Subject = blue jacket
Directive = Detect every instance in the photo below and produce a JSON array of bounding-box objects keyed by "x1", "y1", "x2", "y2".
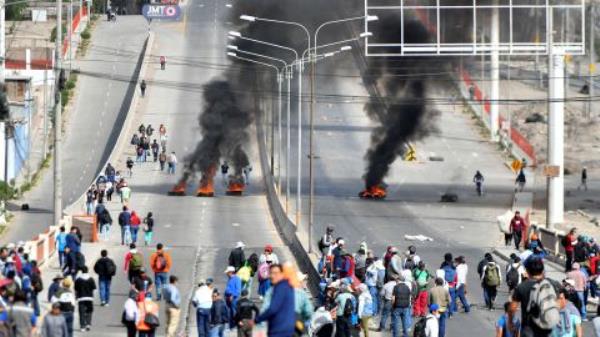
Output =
[
  {"x1": 256, "y1": 280, "x2": 295, "y2": 337},
  {"x1": 225, "y1": 275, "x2": 242, "y2": 299},
  {"x1": 65, "y1": 234, "x2": 81, "y2": 253},
  {"x1": 210, "y1": 299, "x2": 229, "y2": 325}
]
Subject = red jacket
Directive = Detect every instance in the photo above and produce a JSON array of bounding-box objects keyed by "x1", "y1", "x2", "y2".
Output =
[
  {"x1": 590, "y1": 256, "x2": 600, "y2": 275},
  {"x1": 510, "y1": 216, "x2": 525, "y2": 233},
  {"x1": 130, "y1": 212, "x2": 141, "y2": 227},
  {"x1": 565, "y1": 234, "x2": 576, "y2": 253}
]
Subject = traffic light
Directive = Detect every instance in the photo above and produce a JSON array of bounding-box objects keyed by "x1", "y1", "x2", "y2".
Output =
[{"x1": 0, "y1": 85, "x2": 9, "y2": 121}]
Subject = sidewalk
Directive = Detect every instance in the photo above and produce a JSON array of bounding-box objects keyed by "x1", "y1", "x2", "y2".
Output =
[{"x1": 2, "y1": 17, "x2": 149, "y2": 245}]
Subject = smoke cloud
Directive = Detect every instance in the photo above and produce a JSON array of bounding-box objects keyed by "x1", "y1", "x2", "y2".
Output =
[{"x1": 179, "y1": 80, "x2": 251, "y2": 184}]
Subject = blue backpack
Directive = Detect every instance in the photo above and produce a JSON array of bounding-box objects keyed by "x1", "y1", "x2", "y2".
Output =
[{"x1": 443, "y1": 265, "x2": 457, "y2": 287}]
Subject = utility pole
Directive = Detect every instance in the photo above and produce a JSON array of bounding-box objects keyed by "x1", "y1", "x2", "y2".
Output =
[
  {"x1": 490, "y1": 2, "x2": 500, "y2": 141},
  {"x1": 69, "y1": 1, "x2": 73, "y2": 71},
  {"x1": 590, "y1": 4, "x2": 595, "y2": 119},
  {"x1": 54, "y1": 0, "x2": 63, "y2": 227},
  {"x1": 43, "y1": 67, "x2": 47, "y2": 159}
]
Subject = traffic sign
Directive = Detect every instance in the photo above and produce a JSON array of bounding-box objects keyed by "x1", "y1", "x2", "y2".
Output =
[
  {"x1": 543, "y1": 165, "x2": 560, "y2": 177},
  {"x1": 142, "y1": 4, "x2": 181, "y2": 20},
  {"x1": 511, "y1": 160, "x2": 522, "y2": 172}
]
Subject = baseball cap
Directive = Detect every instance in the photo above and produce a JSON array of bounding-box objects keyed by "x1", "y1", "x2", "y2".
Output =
[
  {"x1": 429, "y1": 304, "x2": 440, "y2": 312},
  {"x1": 224, "y1": 266, "x2": 235, "y2": 273}
]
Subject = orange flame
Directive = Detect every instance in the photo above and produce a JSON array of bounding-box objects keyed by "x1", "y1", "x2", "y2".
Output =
[
  {"x1": 359, "y1": 185, "x2": 387, "y2": 199},
  {"x1": 197, "y1": 165, "x2": 216, "y2": 197},
  {"x1": 226, "y1": 175, "x2": 245, "y2": 196},
  {"x1": 168, "y1": 181, "x2": 186, "y2": 196}
]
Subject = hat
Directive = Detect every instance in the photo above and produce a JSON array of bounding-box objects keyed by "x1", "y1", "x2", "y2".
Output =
[
  {"x1": 390, "y1": 247, "x2": 398, "y2": 253},
  {"x1": 53, "y1": 274, "x2": 64, "y2": 281},
  {"x1": 429, "y1": 304, "x2": 440, "y2": 312},
  {"x1": 236, "y1": 242, "x2": 245, "y2": 249},
  {"x1": 338, "y1": 240, "x2": 345, "y2": 246},
  {"x1": 206, "y1": 278, "x2": 214, "y2": 285},
  {"x1": 51, "y1": 302, "x2": 61, "y2": 310},
  {"x1": 264, "y1": 244, "x2": 273, "y2": 253},
  {"x1": 225, "y1": 266, "x2": 236, "y2": 273}
]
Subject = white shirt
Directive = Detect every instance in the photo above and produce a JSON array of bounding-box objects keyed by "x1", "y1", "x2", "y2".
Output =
[
  {"x1": 192, "y1": 285, "x2": 213, "y2": 309},
  {"x1": 381, "y1": 281, "x2": 397, "y2": 300},
  {"x1": 124, "y1": 298, "x2": 139, "y2": 322},
  {"x1": 425, "y1": 314, "x2": 439, "y2": 337},
  {"x1": 456, "y1": 264, "x2": 468, "y2": 286},
  {"x1": 259, "y1": 253, "x2": 279, "y2": 265}
]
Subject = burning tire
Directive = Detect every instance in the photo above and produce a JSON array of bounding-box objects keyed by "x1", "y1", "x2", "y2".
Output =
[
  {"x1": 168, "y1": 182, "x2": 186, "y2": 196},
  {"x1": 359, "y1": 185, "x2": 387, "y2": 200}
]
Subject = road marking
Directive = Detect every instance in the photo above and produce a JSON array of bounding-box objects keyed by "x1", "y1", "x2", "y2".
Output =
[
  {"x1": 232, "y1": 222, "x2": 240, "y2": 227},
  {"x1": 225, "y1": 3, "x2": 232, "y2": 8},
  {"x1": 472, "y1": 152, "x2": 479, "y2": 157},
  {"x1": 164, "y1": 224, "x2": 172, "y2": 228}
]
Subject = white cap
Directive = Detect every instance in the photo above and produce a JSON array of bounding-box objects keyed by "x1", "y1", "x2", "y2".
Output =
[
  {"x1": 225, "y1": 266, "x2": 235, "y2": 273},
  {"x1": 338, "y1": 240, "x2": 345, "y2": 246},
  {"x1": 235, "y1": 241, "x2": 245, "y2": 249}
]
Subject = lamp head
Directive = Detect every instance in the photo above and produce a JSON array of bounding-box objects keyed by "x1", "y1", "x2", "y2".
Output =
[
  {"x1": 240, "y1": 15, "x2": 256, "y2": 22},
  {"x1": 227, "y1": 45, "x2": 238, "y2": 50},
  {"x1": 228, "y1": 31, "x2": 242, "y2": 37},
  {"x1": 366, "y1": 15, "x2": 379, "y2": 22}
]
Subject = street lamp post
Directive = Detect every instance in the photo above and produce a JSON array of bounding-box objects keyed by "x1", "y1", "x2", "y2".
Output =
[
  {"x1": 308, "y1": 16, "x2": 376, "y2": 253},
  {"x1": 228, "y1": 32, "x2": 298, "y2": 196},
  {"x1": 241, "y1": 15, "x2": 310, "y2": 228}
]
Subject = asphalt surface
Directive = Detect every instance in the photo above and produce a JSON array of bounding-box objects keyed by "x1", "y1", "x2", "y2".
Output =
[
  {"x1": 49, "y1": 2, "x2": 295, "y2": 336},
  {"x1": 3, "y1": 17, "x2": 148, "y2": 244}
]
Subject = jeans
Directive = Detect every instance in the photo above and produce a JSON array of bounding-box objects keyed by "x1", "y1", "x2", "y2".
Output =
[
  {"x1": 126, "y1": 321, "x2": 137, "y2": 337},
  {"x1": 391, "y1": 307, "x2": 412, "y2": 337},
  {"x1": 131, "y1": 226, "x2": 139, "y2": 243},
  {"x1": 59, "y1": 251, "x2": 66, "y2": 268},
  {"x1": 447, "y1": 287, "x2": 457, "y2": 316},
  {"x1": 196, "y1": 308, "x2": 210, "y2": 337},
  {"x1": 258, "y1": 279, "x2": 271, "y2": 296},
  {"x1": 379, "y1": 299, "x2": 392, "y2": 330},
  {"x1": 513, "y1": 231, "x2": 522, "y2": 250},
  {"x1": 577, "y1": 291, "x2": 587, "y2": 319},
  {"x1": 79, "y1": 300, "x2": 93, "y2": 328},
  {"x1": 155, "y1": 272, "x2": 168, "y2": 300},
  {"x1": 63, "y1": 311, "x2": 74, "y2": 337},
  {"x1": 160, "y1": 161, "x2": 165, "y2": 171},
  {"x1": 566, "y1": 251, "x2": 574, "y2": 272},
  {"x1": 483, "y1": 286, "x2": 497, "y2": 310},
  {"x1": 456, "y1": 285, "x2": 470, "y2": 313},
  {"x1": 145, "y1": 231, "x2": 153, "y2": 246},
  {"x1": 86, "y1": 202, "x2": 94, "y2": 215},
  {"x1": 368, "y1": 286, "x2": 379, "y2": 314},
  {"x1": 99, "y1": 278, "x2": 111, "y2": 304},
  {"x1": 439, "y1": 311, "x2": 447, "y2": 337},
  {"x1": 100, "y1": 224, "x2": 110, "y2": 241},
  {"x1": 121, "y1": 226, "x2": 132, "y2": 245},
  {"x1": 242, "y1": 277, "x2": 253, "y2": 297},
  {"x1": 32, "y1": 293, "x2": 40, "y2": 316},
  {"x1": 168, "y1": 163, "x2": 176, "y2": 174},
  {"x1": 139, "y1": 331, "x2": 156, "y2": 337},
  {"x1": 209, "y1": 324, "x2": 225, "y2": 337}
]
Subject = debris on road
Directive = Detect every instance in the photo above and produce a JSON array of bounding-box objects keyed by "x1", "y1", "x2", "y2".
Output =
[{"x1": 404, "y1": 234, "x2": 433, "y2": 242}]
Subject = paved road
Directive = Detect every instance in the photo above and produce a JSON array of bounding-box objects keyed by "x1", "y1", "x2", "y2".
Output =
[
  {"x1": 44, "y1": 2, "x2": 296, "y2": 336},
  {"x1": 270, "y1": 52, "x2": 535, "y2": 333},
  {"x1": 3, "y1": 17, "x2": 148, "y2": 244}
]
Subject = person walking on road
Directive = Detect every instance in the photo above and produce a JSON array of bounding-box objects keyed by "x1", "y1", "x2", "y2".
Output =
[
  {"x1": 224, "y1": 266, "x2": 242, "y2": 328},
  {"x1": 235, "y1": 289, "x2": 259, "y2": 337},
  {"x1": 11, "y1": 290, "x2": 37, "y2": 337},
  {"x1": 126, "y1": 157, "x2": 135, "y2": 177},
  {"x1": 192, "y1": 279, "x2": 214, "y2": 337},
  {"x1": 428, "y1": 278, "x2": 450, "y2": 337},
  {"x1": 221, "y1": 162, "x2": 229, "y2": 186},
  {"x1": 123, "y1": 291, "x2": 140, "y2": 337},
  {"x1": 566, "y1": 263, "x2": 588, "y2": 320},
  {"x1": 210, "y1": 289, "x2": 230, "y2": 337},
  {"x1": 167, "y1": 152, "x2": 177, "y2": 175},
  {"x1": 119, "y1": 206, "x2": 132, "y2": 246},
  {"x1": 423, "y1": 304, "x2": 440, "y2": 337},
  {"x1": 510, "y1": 211, "x2": 525, "y2": 250},
  {"x1": 98, "y1": 207, "x2": 113, "y2": 242},
  {"x1": 554, "y1": 289, "x2": 583, "y2": 337},
  {"x1": 124, "y1": 244, "x2": 144, "y2": 283},
  {"x1": 51, "y1": 278, "x2": 76, "y2": 337},
  {"x1": 140, "y1": 80, "x2": 147, "y2": 97},
  {"x1": 160, "y1": 56, "x2": 166, "y2": 70},
  {"x1": 228, "y1": 242, "x2": 246, "y2": 272},
  {"x1": 578, "y1": 167, "x2": 588, "y2": 191},
  {"x1": 516, "y1": 169, "x2": 526, "y2": 192},
  {"x1": 85, "y1": 188, "x2": 96, "y2": 215},
  {"x1": 564, "y1": 228, "x2": 578, "y2": 272},
  {"x1": 357, "y1": 283, "x2": 374, "y2": 337},
  {"x1": 481, "y1": 255, "x2": 502, "y2": 311},
  {"x1": 454, "y1": 256, "x2": 471, "y2": 313},
  {"x1": 137, "y1": 292, "x2": 160, "y2": 337},
  {"x1": 130, "y1": 211, "x2": 142, "y2": 244},
  {"x1": 56, "y1": 226, "x2": 67, "y2": 268},
  {"x1": 391, "y1": 274, "x2": 413, "y2": 337},
  {"x1": 473, "y1": 170, "x2": 485, "y2": 196},
  {"x1": 143, "y1": 212, "x2": 155, "y2": 246},
  {"x1": 151, "y1": 140, "x2": 159, "y2": 162},
  {"x1": 255, "y1": 264, "x2": 296, "y2": 337},
  {"x1": 378, "y1": 275, "x2": 398, "y2": 332},
  {"x1": 163, "y1": 275, "x2": 181, "y2": 337},
  {"x1": 150, "y1": 243, "x2": 172, "y2": 301},
  {"x1": 41, "y1": 302, "x2": 69, "y2": 337},
  {"x1": 93, "y1": 249, "x2": 116, "y2": 306},
  {"x1": 159, "y1": 150, "x2": 167, "y2": 171},
  {"x1": 121, "y1": 182, "x2": 132, "y2": 205},
  {"x1": 318, "y1": 226, "x2": 334, "y2": 256},
  {"x1": 74, "y1": 266, "x2": 96, "y2": 332}
]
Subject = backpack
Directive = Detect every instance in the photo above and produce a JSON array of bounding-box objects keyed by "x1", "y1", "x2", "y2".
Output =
[
  {"x1": 343, "y1": 296, "x2": 355, "y2": 317},
  {"x1": 506, "y1": 266, "x2": 520, "y2": 289},
  {"x1": 415, "y1": 270, "x2": 429, "y2": 288},
  {"x1": 154, "y1": 253, "x2": 167, "y2": 271},
  {"x1": 361, "y1": 295, "x2": 374, "y2": 317},
  {"x1": 130, "y1": 134, "x2": 139, "y2": 145},
  {"x1": 130, "y1": 253, "x2": 143, "y2": 271},
  {"x1": 106, "y1": 259, "x2": 117, "y2": 277},
  {"x1": 561, "y1": 236, "x2": 568, "y2": 247},
  {"x1": 484, "y1": 264, "x2": 501, "y2": 287},
  {"x1": 526, "y1": 279, "x2": 559, "y2": 330},
  {"x1": 318, "y1": 235, "x2": 329, "y2": 252},
  {"x1": 31, "y1": 273, "x2": 43, "y2": 293},
  {"x1": 443, "y1": 266, "x2": 457, "y2": 287},
  {"x1": 247, "y1": 253, "x2": 259, "y2": 274},
  {"x1": 413, "y1": 317, "x2": 432, "y2": 337},
  {"x1": 393, "y1": 282, "x2": 412, "y2": 308},
  {"x1": 258, "y1": 263, "x2": 270, "y2": 281},
  {"x1": 404, "y1": 257, "x2": 416, "y2": 271}
]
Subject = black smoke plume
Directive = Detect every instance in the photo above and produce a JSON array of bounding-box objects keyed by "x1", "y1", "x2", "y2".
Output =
[{"x1": 179, "y1": 80, "x2": 251, "y2": 184}]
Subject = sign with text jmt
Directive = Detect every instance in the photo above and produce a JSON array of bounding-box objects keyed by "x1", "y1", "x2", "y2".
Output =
[{"x1": 142, "y1": 4, "x2": 181, "y2": 20}]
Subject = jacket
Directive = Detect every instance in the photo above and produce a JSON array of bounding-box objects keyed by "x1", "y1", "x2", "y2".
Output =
[
  {"x1": 225, "y1": 275, "x2": 242, "y2": 299},
  {"x1": 118, "y1": 211, "x2": 131, "y2": 227},
  {"x1": 74, "y1": 274, "x2": 96, "y2": 301},
  {"x1": 41, "y1": 313, "x2": 69, "y2": 337},
  {"x1": 93, "y1": 257, "x2": 116, "y2": 279},
  {"x1": 130, "y1": 212, "x2": 141, "y2": 228},
  {"x1": 210, "y1": 299, "x2": 229, "y2": 325},
  {"x1": 235, "y1": 297, "x2": 259, "y2": 323},
  {"x1": 228, "y1": 248, "x2": 245, "y2": 271},
  {"x1": 65, "y1": 234, "x2": 81, "y2": 253},
  {"x1": 10, "y1": 301, "x2": 37, "y2": 337},
  {"x1": 428, "y1": 286, "x2": 450, "y2": 312},
  {"x1": 149, "y1": 250, "x2": 172, "y2": 273},
  {"x1": 51, "y1": 287, "x2": 75, "y2": 313},
  {"x1": 256, "y1": 280, "x2": 296, "y2": 337}
]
